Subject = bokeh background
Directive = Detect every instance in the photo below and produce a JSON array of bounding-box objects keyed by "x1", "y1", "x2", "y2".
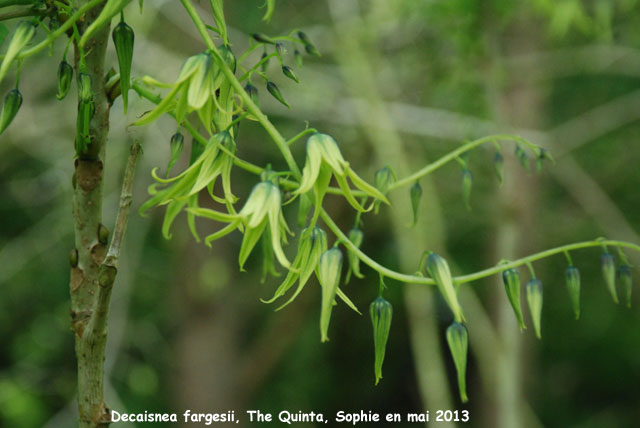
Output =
[{"x1": 1, "y1": 0, "x2": 640, "y2": 427}]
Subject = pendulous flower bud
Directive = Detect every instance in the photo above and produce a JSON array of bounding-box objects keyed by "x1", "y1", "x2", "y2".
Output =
[
  {"x1": 462, "y1": 169, "x2": 472, "y2": 211},
  {"x1": 526, "y1": 278, "x2": 543, "y2": 339},
  {"x1": 244, "y1": 82, "x2": 259, "y2": 106},
  {"x1": 346, "y1": 228, "x2": 364, "y2": 281},
  {"x1": 493, "y1": 151, "x2": 504, "y2": 185},
  {"x1": 56, "y1": 60, "x2": 73, "y2": 100},
  {"x1": 601, "y1": 252, "x2": 618, "y2": 303},
  {"x1": 618, "y1": 264, "x2": 632, "y2": 308},
  {"x1": 275, "y1": 42, "x2": 286, "y2": 57},
  {"x1": 266, "y1": 81, "x2": 290, "y2": 109},
  {"x1": 112, "y1": 20, "x2": 135, "y2": 113},
  {"x1": 297, "y1": 31, "x2": 320, "y2": 57},
  {"x1": 282, "y1": 65, "x2": 299, "y2": 83},
  {"x1": 252, "y1": 33, "x2": 276, "y2": 44},
  {"x1": 0, "y1": 89, "x2": 23, "y2": 135},
  {"x1": 515, "y1": 144, "x2": 530, "y2": 172},
  {"x1": 370, "y1": 297, "x2": 392, "y2": 385},
  {"x1": 446, "y1": 322, "x2": 469, "y2": 403},
  {"x1": 297, "y1": 194, "x2": 312, "y2": 228},
  {"x1": 565, "y1": 266, "x2": 581, "y2": 319},
  {"x1": 167, "y1": 132, "x2": 184, "y2": 177},
  {"x1": 426, "y1": 252, "x2": 465, "y2": 322},
  {"x1": 77, "y1": 72, "x2": 93, "y2": 103},
  {"x1": 317, "y1": 248, "x2": 343, "y2": 342},
  {"x1": 502, "y1": 268, "x2": 525, "y2": 330},
  {"x1": 410, "y1": 181, "x2": 422, "y2": 227}
]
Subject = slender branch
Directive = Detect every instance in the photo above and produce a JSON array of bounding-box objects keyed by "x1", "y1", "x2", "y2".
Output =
[
  {"x1": 388, "y1": 134, "x2": 538, "y2": 191},
  {"x1": 0, "y1": 6, "x2": 47, "y2": 21},
  {"x1": 180, "y1": 0, "x2": 301, "y2": 178},
  {"x1": 321, "y1": 206, "x2": 640, "y2": 286},
  {"x1": 105, "y1": 141, "x2": 142, "y2": 265}
]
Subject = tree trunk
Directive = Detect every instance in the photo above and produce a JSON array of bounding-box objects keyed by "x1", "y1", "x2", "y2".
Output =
[{"x1": 69, "y1": 2, "x2": 113, "y2": 426}]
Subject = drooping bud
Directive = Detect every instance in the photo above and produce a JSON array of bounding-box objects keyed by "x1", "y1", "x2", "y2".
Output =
[
  {"x1": 56, "y1": 60, "x2": 73, "y2": 100},
  {"x1": 446, "y1": 322, "x2": 469, "y2": 403},
  {"x1": 244, "y1": 82, "x2": 259, "y2": 106},
  {"x1": 69, "y1": 248, "x2": 79, "y2": 268},
  {"x1": 282, "y1": 65, "x2": 299, "y2": 83},
  {"x1": 266, "y1": 81, "x2": 290, "y2": 109},
  {"x1": 526, "y1": 278, "x2": 543, "y2": 339},
  {"x1": 112, "y1": 20, "x2": 135, "y2": 113},
  {"x1": 462, "y1": 169, "x2": 472, "y2": 211},
  {"x1": 565, "y1": 266, "x2": 581, "y2": 319},
  {"x1": 493, "y1": 151, "x2": 504, "y2": 185},
  {"x1": 275, "y1": 42, "x2": 286, "y2": 57},
  {"x1": 294, "y1": 49, "x2": 303, "y2": 67},
  {"x1": 98, "y1": 224, "x2": 110, "y2": 245},
  {"x1": 219, "y1": 44, "x2": 236, "y2": 73},
  {"x1": 260, "y1": 52, "x2": 269, "y2": 73},
  {"x1": 410, "y1": 181, "x2": 422, "y2": 227},
  {"x1": 346, "y1": 228, "x2": 364, "y2": 282},
  {"x1": 426, "y1": 252, "x2": 465, "y2": 322},
  {"x1": 502, "y1": 268, "x2": 525, "y2": 330},
  {"x1": 77, "y1": 72, "x2": 93, "y2": 103},
  {"x1": 374, "y1": 166, "x2": 395, "y2": 213},
  {"x1": 370, "y1": 297, "x2": 392, "y2": 385},
  {"x1": 536, "y1": 148, "x2": 553, "y2": 173},
  {"x1": 167, "y1": 132, "x2": 184, "y2": 177},
  {"x1": 515, "y1": 144, "x2": 530, "y2": 172},
  {"x1": 0, "y1": 21, "x2": 35, "y2": 80},
  {"x1": 317, "y1": 248, "x2": 343, "y2": 342},
  {"x1": 297, "y1": 31, "x2": 320, "y2": 57},
  {"x1": 0, "y1": 89, "x2": 22, "y2": 135},
  {"x1": 618, "y1": 265, "x2": 632, "y2": 308},
  {"x1": 252, "y1": 33, "x2": 276, "y2": 44},
  {"x1": 601, "y1": 252, "x2": 618, "y2": 303}
]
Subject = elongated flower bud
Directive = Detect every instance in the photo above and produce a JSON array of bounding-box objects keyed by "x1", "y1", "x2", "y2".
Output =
[
  {"x1": 112, "y1": 20, "x2": 134, "y2": 113},
  {"x1": 462, "y1": 169, "x2": 472, "y2": 211},
  {"x1": 346, "y1": 228, "x2": 364, "y2": 281},
  {"x1": 317, "y1": 248, "x2": 343, "y2": 342},
  {"x1": 266, "y1": 81, "x2": 290, "y2": 109},
  {"x1": 370, "y1": 297, "x2": 392, "y2": 385},
  {"x1": 446, "y1": 322, "x2": 469, "y2": 403},
  {"x1": 526, "y1": 279, "x2": 543, "y2": 339},
  {"x1": 565, "y1": 266, "x2": 581, "y2": 319},
  {"x1": 252, "y1": 33, "x2": 276, "y2": 44},
  {"x1": 56, "y1": 60, "x2": 73, "y2": 100},
  {"x1": 77, "y1": 72, "x2": 93, "y2": 103},
  {"x1": 601, "y1": 252, "x2": 618, "y2": 303},
  {"x1": 282, "y1": 65, "x2": 299, "y2": 83},
  {"x1": 219, "y1": 44, "x2": 236, "y2": 73},
  {"x1": 298, "y1": 31, "x2": 320, "y2": 57},
  {"x1": 275, "y1": 42, "x2": 286, "y2": 57},
  {"x1": 297, "y1": 194, "x2": 312, "y2": 227},
  {"x1": 374, "y1": 166, "x2": 394, "y2": 213},
  {"x1": 76, "y1": 100, "x2": 94, "y2": 153},
  {"x1": 618, "y1": 265, "x2": 632, "y2": 308},
  {"x1": 244, "y1": 82, "x2": 259, "y2": 106},
  {"x1": 502, "y1": 268, "x2": 525, "y2": 330},
  {"x1": 260, "y1": 52, "x2": 269, "y2": 73},
  {"x1": 167, "y1": 132, "x2": 184, "y2": 176},
  {"x1": 0, "y1": 89, "x2": 22, "y2": 135},
  {"x1": 493, "y1": 151, "x2": 504, "y2": 185},
  {"x1": 410, "y1": 181, "x2": 422, "y2": 227},
  {"x1": 426, "y1": 252, "x2": 465, "y2": 322},
  {"x1": 515, "y1": 145, "x2": 530, "y2": 172}
]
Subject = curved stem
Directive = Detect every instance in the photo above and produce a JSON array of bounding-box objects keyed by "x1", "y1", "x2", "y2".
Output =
[
  {"x1": 321, "y1": 206, "x2": 640, "y2": 286},
  {"x1": 389, "y1": 134, "x2": 538, "y2": 191}
]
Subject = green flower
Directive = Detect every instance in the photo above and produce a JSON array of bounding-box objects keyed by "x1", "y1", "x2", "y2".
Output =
[{"x1": 295, "y1": 133, "x2": 389, "y2": 214}]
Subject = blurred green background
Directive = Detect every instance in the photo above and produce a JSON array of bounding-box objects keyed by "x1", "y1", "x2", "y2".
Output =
[{"x1": 1, "y1": 0, "x2": 640, "y2": 427}]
